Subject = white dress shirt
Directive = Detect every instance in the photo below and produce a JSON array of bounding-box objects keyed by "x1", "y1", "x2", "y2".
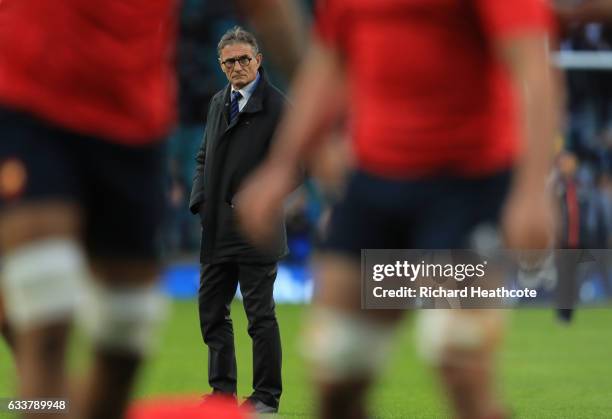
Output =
[{"x1": 231, "y1": 72, "x2": 260, "y2": 112}]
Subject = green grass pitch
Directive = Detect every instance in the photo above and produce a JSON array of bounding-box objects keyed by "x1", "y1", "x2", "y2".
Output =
[{"x1": 1, "y1": 303, "x2": 611, "y2": 418}]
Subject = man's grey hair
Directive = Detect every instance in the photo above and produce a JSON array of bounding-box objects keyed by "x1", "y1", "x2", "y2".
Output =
[{"x1": 217, "y1": 26, "x2": 260, "y2": 57}]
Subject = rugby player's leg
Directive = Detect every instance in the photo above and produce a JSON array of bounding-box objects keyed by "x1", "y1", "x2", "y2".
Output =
[
  {"x1": 75, "y1": 140, "x2": 167, "y2": 419},
  {"x1": 0, "y1": 291, "x2": 15, "y2": 352},
  {"x1": 303, "y1": 172, "x2": 407, "y2": 419},
  {"x1": 0, "y1": 202, "x2": 84, "y2": 419},
  {"x1": 414, "y1": 174, "x2": 510, "y2": 419},
  {"x1": 78, "y1": 259, "x2": 163, "y2": 419},
  {"x1": 0, "y1": 110, "x2": 91, "y2": 419},
  {"x1": 306, "y1": 254, "x2": 403, "y2": 419},
  {"x1": 417, "y1": 309, "x2": 507, "y2": 419}
]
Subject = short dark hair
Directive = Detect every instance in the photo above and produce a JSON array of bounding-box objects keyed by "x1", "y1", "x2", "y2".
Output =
[{"x1": 217, "y1": 26, "x2": 260, "y2": 57}]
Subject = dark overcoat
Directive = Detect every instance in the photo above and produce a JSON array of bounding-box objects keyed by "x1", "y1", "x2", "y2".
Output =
[{"x1": 189, "y1": 69, "x2": 289, "y2": 264}]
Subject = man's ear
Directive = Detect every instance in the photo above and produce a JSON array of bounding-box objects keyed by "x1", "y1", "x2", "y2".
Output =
[{"x1": 256, "y1": 53, "x2": 263, "y2": 66}]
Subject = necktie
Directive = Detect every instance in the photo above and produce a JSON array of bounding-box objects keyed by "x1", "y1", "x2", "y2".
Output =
[{"x1": 230, "y1": 91, "x2": 242, "y2": 123}]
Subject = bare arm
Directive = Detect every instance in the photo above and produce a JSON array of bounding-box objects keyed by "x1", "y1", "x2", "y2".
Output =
[
  {"x1": 265, "y1": 39, "x2": 347, "y2": 178},
  {"x1": 500, "y1": 35, "x2": 560, "y2": 191},
  {"x1": 497, "y1": 34, "x2": 563, "y2": 249},
  {"x1": 235, "y1": 0, "x2": 308, "y2": 78},
  {"x1": 235, "y1": 38, "x2": 347, "y2": 244}
]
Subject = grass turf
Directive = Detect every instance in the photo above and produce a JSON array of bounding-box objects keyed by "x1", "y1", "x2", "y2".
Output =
[{"x1": 1, "y1": 303, "x2": 611, "y2": 418}]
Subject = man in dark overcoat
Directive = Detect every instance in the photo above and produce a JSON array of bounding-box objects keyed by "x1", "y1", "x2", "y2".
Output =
[{"x1": 189, "y1": 26, "x2": 288, "y2": 414}]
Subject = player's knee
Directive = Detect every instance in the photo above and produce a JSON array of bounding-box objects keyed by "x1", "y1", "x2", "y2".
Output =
[
  {"x1": 0, "y1": 204, "x2": 81, "y2": 251},
  {"x1": 0, "y1": 238, "x2": 87, "y2": 330},
  {"x1": 416, "y1": 309, "x2": 505, "y2": 366},
  {"x1": 302, "y1": 308, "x2": 395, "y2": 382},
  {"x1": 79, "y1": 281, "x2": 167, "y2": 356}
]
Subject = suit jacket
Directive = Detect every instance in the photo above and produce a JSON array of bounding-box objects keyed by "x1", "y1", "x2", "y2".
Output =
[{"x1": 189, "y1": 68, "x2": 289, "y2": 264}]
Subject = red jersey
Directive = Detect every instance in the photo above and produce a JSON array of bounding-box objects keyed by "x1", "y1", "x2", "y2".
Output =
[
  {"x1": 316, "y1": 0, "x2": 554, "y2": 178},
  {"x1": 0, "y1": 0, "x2": 177, "y2": 145}
]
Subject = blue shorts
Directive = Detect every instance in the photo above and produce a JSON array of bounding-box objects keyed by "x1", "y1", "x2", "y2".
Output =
[
  {"x1": 0, "y1": 107, "x2": 168, "y2": 260},
  {"x1": 322, "y1": 169, "x2": 512, "y2": 255}
]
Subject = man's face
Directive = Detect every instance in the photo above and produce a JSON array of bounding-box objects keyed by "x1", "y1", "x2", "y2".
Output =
[{"x1": 219, "y1": 43, "x2": 261, "y2": 90}]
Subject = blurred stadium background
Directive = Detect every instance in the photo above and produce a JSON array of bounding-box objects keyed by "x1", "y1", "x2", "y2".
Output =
[{"x1": 1, "y1": 0, "x2": 611, "y2": 417}]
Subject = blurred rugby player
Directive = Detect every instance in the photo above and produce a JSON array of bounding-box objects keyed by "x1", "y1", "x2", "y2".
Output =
[
  {"x1": 0, "y1": 1, "x2": 303, "y2": 418},
  {"x1": 238, "y1": 0, "x2": 560, "y2": 418}
]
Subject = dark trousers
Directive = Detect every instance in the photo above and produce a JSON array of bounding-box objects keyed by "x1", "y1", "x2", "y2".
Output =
[{"x1": 198, "y1": 262, "x2": 282, "y2": 407}]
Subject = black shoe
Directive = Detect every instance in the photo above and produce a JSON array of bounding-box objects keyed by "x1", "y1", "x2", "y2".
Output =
[
  {"x1": 557, "y1": 308, "x2": 574, "y2": 324},
  {"x1": 241, "y1": 397, "x2": 278, "y2": 414},
  {"x1": 201, "y1": 390, "x2": 237, "y2": 405}
]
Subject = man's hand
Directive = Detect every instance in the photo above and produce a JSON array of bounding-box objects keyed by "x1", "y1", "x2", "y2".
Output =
[
  {"x1": 502, "y1": 185, "x2": 557, "y2": 250},
  {"x1": 236, "y1": 160, "x2": 297, "y2": 248}
]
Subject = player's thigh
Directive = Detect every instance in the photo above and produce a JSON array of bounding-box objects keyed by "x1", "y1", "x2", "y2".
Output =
[
  {"x1": 411, "y1": 172, "x2": 512, "y2": 249},
  {"x1": 83, "y1": 138, "x2": 168, "y2": 284},
  {"x1": 318, "y1": 171, "x2": 406, "y2": 321},
  {"x1": 0, "y1": 107, "x2": 83, "y2": 251}
]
